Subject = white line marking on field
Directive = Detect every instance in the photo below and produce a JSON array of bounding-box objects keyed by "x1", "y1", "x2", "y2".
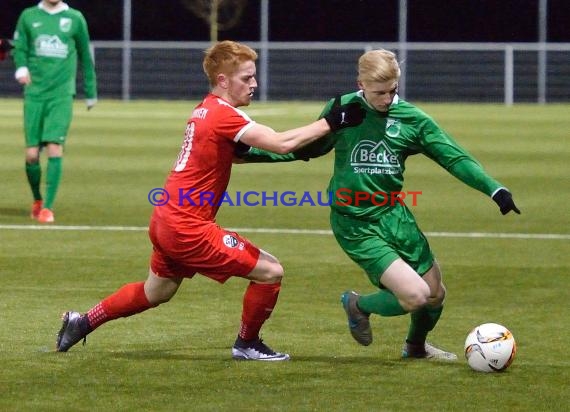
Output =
[{"x1": 0, "y1": 224, "x2": 568, "y2": 240}]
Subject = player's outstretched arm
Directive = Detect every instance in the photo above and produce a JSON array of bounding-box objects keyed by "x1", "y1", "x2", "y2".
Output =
[{"x1": 240, "y1": 97, "x2": 365, "y2": 155}]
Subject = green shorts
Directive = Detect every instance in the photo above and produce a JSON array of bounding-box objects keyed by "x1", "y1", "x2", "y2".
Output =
[
  {"x1": 23, "y1": 95, "x2": 74, "y2": 147},
  {"x1": 330, "y1": 204, "x2": 434, "y2": 287}
]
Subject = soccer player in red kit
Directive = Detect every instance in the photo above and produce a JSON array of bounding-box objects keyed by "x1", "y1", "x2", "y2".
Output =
[{"x1": 55, "y1": 40, "x2": 365, "y2": 360}]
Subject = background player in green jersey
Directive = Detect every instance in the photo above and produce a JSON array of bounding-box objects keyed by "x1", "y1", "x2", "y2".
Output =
[
  {"x1": 13, "y1": 0, "x2": 97, "y2": 223},
  {"x1": 237, "y1": 48, "x2": 520, "y2": 361}
]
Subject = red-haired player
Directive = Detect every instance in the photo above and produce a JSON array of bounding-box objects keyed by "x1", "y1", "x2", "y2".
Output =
[{"x1": 55, "y1": 40, "x2": 364, "y2": 360}]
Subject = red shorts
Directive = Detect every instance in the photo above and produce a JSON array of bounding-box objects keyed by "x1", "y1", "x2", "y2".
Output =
[{"x1": 148, "y1": 214, "x2": 260, "y2": 283}]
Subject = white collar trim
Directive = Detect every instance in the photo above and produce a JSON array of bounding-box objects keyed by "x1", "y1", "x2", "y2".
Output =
[
  {"x1": 357, "y1": 90, "x2": 400, "y2": 110},
  {"x1": 38, "y1": 1, "x2": 69, "y2": 14}
]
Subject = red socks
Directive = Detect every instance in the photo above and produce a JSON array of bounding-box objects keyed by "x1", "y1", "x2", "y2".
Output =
[
  {"x1": 238, "y1": 281, "x2": 281, "y2": 341},
  {"x1": 86, "y1": 282, "x2": 154, "y2": 330},
  {"x1": 84, "y1": 280, "x2": 281, "y2": 341}
]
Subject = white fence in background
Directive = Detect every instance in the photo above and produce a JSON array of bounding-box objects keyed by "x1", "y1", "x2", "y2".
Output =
[{"x1": 1, "y1": 41, "x2": 569, "y2": 104}]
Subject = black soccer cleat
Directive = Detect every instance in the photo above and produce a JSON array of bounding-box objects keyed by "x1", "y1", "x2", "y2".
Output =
[
  {"x1": 341, "y1": 291, "x2": 373, "y2": 346},
  {"x1": 232, "y1": 337, "x2": 290, "y2": 361},
  {"x1": 402, "y1": 341, "x2": 458, "y2": 361},
  {"x1": 56, "y1": 311, "x2": 87, "y2": 352}
]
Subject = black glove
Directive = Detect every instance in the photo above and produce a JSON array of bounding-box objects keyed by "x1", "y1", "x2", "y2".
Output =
[
  {"x1": 324, "y1": 95, "x2": 366, "y2": 132},
  {"x1": 234, "y1": 141, "x2": 251, "y2": 158},
  {"x1": 492, "y1": 189, "x2": 521, "y2": 215}
]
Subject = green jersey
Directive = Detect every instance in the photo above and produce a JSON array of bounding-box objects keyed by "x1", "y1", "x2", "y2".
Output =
[
  {"x1": 243, "y1": 91, "x2": 503, "y2": 221},
  {"x1": 13, "y1": 2, "x2": 97, "y2": 100}
]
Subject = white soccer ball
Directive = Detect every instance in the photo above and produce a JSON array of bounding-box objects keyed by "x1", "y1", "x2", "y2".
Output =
[{"x1": 464, "y1": 323, "x2": 517, "y2": 372}]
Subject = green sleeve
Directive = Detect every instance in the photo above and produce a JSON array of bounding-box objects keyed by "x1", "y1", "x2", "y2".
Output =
[
  {"x1": 447, "y1": 158, "x2": 503, "y2": 197},
  {"x1": 418, "y1": 116, "x2": 502, "y2": 197},
  {"x1": 75, "y1": 13, "x2": 97, "y2": 99},
  {"x1": 239, "y1": 131, "x2": 336, "y2": 163},
  {"x1": 12, "y1": 11, "x2": 29, "y2": 70},
  {"x1": 241, "y1": 147, "x2": 300, "y2": 163}
]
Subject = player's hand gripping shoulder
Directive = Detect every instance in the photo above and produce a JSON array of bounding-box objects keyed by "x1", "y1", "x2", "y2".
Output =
[
  {"x1": 492, "y1": 188, "x2": 521, "y2": 215},
  {"x1": 324, "y1": 95, "x2": 366, "y2": 132}
]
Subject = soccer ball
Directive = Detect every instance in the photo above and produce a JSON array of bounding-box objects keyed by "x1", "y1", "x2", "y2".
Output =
[{"x1": 464, "y1": 323, "x2": 516, "y2": 372}]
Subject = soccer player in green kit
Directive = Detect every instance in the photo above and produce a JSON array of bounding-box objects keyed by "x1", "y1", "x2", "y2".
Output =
[
  {"x1": 13, "y1": 0, "x2": 97, "y2": 223},
  {"x1": 237, "y1": 49, "x2": 520, "y2": 361}
]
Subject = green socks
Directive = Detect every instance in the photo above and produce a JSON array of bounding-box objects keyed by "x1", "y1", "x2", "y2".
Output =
[
  {"x1": 357, "y1": 288, "x2": 444, "y2": 345},
  {"x1": 357, "y1": 289, "x2": 408, "y2": 317},
  {"x1": 44, "y1": 157, "x2": 62, "y2": 210},
  {"x1": 406, "y1": 305, "x2": 443, "y2": 345},
  {"x1": 25, "y1": 161, "x2": 42, "y2": 201},
  {"x1": 25, "y1": 157, "x2": 63, "y2": 211}
]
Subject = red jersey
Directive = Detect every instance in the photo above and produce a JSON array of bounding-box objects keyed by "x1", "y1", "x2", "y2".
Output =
[{"x1": 155, "y1": 94, "x2": 256, "y2": 224}]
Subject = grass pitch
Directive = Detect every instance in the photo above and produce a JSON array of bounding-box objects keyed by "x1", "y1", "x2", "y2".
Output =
[{"x1": 0, "y1": 98, "x2": 569, "y2": 411}]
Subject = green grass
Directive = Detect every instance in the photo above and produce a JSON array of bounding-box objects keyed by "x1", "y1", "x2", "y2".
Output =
[{"x1": 0, "y1": 98, "x2": 569, "y2": 411}]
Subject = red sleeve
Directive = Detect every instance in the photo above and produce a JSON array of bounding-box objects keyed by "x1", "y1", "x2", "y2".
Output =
[{"x1": 211, "y1": 101, "x2": 255, "y2": 142}]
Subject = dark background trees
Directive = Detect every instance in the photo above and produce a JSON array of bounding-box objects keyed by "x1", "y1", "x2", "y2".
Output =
[{"x1": 1, "y1": 0, "x2": 568, "y2": 42}]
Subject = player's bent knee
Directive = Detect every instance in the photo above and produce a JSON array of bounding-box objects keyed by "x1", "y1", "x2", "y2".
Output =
[
  {"x1": 152, "y1": 293, "x2": 175, "y2": 305},
  {"x1": 144, "y1": 271, "x2": 182, "y2": 305},
  {"x1": 146, "y1": 290, "x2": 175, "y2": 305},
  {"x1": 249, "y1": 263, "x2": 284, "y2": 284},
  {"x1": 402, "y1": 289, "x2": 430, "y2": 311},
  {"x1": 428, "y1": 287, "x2": 446, "y2": 307},
  {"x1": 263, "y1": 265, "x2": 284, "y2": 283}
]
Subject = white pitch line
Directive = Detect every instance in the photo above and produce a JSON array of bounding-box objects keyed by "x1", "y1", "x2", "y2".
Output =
[
  {"x1": 0, "y1": 224, "x2": 568, "y2": 240},
  {"x1": 0, "y1": 224, "x2": 147, "y2": 232},
  {"x1": 425, "y1": 231, "x2": 570, "y2": 240}
]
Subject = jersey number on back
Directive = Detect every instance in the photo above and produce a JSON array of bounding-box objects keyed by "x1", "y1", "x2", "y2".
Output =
[{"x1": 174, "y1": 122, "x2": 195, "y2": 172}]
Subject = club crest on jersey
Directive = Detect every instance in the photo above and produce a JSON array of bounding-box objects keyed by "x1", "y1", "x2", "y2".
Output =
[
  {"x1": 386, "y1": 118, "x2": 401, "y2": 137},
  {"x1": 223, "y1": 234, "x2": 244, "y2": 250},
  {"x1": 59, "y1": 18, "x2": 72, "y2": 32}
]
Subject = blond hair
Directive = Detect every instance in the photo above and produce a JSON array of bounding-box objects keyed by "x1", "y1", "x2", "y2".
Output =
[
  {"x1": 357, "y1": 49, "x2": 401, "y2": 84},
  {"x1": 203, "y1": 41, "x2": 258, "y2": 87}
]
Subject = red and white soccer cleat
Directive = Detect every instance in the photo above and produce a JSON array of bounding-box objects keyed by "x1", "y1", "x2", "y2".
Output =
[{"x1": 37, "y1": 208, "x2": 55, "y2": 223}]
